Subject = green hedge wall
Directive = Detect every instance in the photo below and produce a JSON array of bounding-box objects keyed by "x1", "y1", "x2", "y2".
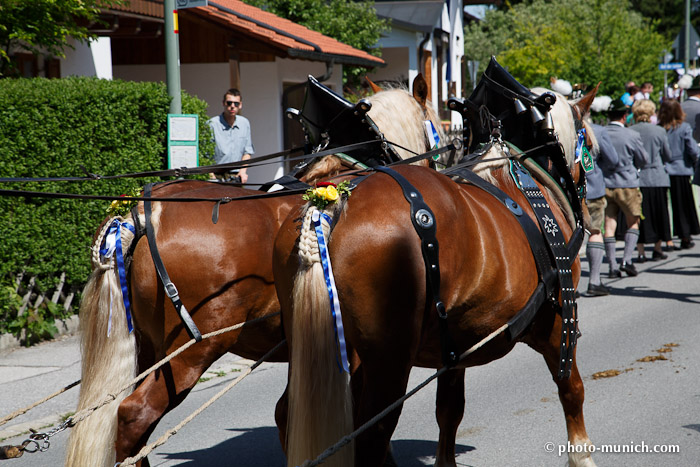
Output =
[{"x1": 0, "y1": 77, "x2": 214, "y2": 294}]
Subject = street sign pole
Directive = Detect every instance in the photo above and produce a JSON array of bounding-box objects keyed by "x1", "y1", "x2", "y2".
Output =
[{"x1": 165, "y1": 0, "x2": 182, "y2": 114}]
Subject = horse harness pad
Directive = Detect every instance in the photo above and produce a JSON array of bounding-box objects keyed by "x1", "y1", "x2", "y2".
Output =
[
  {"x1": 509, "y1": 161, "x2": 579, "y2": 379},
  {"x1": 143, "y1": 184, "x2": 203, "y2": 342},
  {"x1": 449, "y1": 159, "x2": 579, "y2": 379},
  {"x1": 373, "y1": 166, "x2": 457, "y2": 367}
]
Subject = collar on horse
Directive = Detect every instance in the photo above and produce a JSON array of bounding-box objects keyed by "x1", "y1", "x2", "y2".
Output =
[{"x1": 286, "y1": 75, "x2": 403, "y2": 178}]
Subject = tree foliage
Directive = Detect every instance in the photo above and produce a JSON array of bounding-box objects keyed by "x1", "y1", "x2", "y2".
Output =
[
  {"x1": 243, "y1": 0, "x2": 389, "y2": 85},
  {"x1": 0, "y1": 0, "x2": 120, "y2": 77},
  {"x1": 464, "y1": 0, "x2": 669, "y2": 99}
]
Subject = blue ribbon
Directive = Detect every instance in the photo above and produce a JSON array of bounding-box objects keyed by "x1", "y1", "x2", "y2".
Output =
[
  {"x1": 99, "y1": 219, "x2": 135, "y2": 335},
  {"x1": 575, "y1": 128, "x2": 586, "y2": 163},
  {"x1": 424, "y1": 120, "x2": 441, "y2": 158},
  {"x1": 311, "y1": 210, "x2": 350, "y2": 374}
]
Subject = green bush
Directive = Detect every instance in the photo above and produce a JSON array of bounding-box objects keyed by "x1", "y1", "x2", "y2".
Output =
[{"x1": 0, "y1": 77, "x2": 214, "y2": 315}]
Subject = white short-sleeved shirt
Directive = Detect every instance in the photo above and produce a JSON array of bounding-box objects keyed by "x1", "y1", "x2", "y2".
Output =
[{"x1": 207, "y1": 114, "x2": 254, "y2": 165}]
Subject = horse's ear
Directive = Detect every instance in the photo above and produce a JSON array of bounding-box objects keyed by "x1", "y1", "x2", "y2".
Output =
[
  {"x1": 365, "y1": 76, "x2": 383, "y2": 94},
  {"x1": 412, "y1": 74, "x2": 428, "y2": 108},
  {"x1": 575, "y1": 81, "x2": 600, "y2": 116}
]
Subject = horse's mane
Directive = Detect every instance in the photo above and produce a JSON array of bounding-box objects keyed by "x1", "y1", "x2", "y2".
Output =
[
  {"x1": 530, "y1": 87, "x2": 598, "y2": 170},
  {"x1": 368, "y1": 88, "x2": 445, "y2": 162},
  {"x1": 302, "y1": 87, "x2": 445, "y2": 183}
]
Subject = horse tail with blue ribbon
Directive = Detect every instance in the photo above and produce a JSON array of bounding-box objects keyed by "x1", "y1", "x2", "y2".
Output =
[
  {"x1": 286, "y1": 204, "x2": 354, "y2": 467},
  {"x1": 66, "y1": 216, "x2": 138, "y2": 467}
]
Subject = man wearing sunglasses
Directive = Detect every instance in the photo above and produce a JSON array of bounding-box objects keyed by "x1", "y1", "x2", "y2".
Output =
[{"x1": 207, "y1": 88, "x2": 254, "y2": 183}]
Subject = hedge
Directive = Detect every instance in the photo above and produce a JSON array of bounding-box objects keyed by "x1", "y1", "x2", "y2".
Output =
[{"x1": 0, "y1": 77, "x2": 215, "y2": 302}]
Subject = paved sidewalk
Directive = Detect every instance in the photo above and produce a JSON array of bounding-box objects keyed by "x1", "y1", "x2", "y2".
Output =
[{"x1": 0, "y1": 329, "x2": 250, "y2": 449}]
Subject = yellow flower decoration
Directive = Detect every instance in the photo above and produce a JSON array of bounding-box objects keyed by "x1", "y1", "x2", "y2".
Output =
[
  {"x1": 302, "y1": 180, "x2": 351, "y2": 209},
  {"x1": 106, "y1": 187, "x2": 141, "y2": 217},
  {"x1": 325, "y1": 185, "x2": 339, "y2": 201}
]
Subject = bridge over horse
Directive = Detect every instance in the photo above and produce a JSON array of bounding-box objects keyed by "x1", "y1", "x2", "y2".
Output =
[
  {"x1": 64, "y1": 74, "x2": 446, "y2": 467},
  {"x1": 272, "y1": 59, "x2": 599, "y2": 467}
]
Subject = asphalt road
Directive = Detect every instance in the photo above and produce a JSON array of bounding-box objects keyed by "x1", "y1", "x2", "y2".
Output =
[{"x1": 1, "y1": 241, "x2": 699, "y2": 466}]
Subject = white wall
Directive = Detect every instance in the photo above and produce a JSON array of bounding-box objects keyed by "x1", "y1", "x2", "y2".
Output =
[
  {"x1": 112, "y1": 58, "x2": 345, "y2": 185},
  {"x1": 61, "y1": 37, "x2": 112, "y2": 79}
]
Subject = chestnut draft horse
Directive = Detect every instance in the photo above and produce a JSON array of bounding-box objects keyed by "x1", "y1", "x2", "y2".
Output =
[
  {"x1": 273, "y1": 88, "x2": 599, "y2": 467},
  {"x1": 64, "y1": 77, "x2": 445, "y2": 467}
]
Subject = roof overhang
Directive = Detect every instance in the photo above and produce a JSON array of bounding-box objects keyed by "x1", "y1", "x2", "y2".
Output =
[{"x1": 374, "y1": 1, "x2": 446, "y2": 34}]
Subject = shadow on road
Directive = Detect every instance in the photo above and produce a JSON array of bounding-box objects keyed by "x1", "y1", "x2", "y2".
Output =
[{"x1": 153, "y1": 425, "x2": 476, "y2": 466}]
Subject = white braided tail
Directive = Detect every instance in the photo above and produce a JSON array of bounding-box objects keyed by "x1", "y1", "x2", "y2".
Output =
[
  {"x1": 287, "y1": 206, "x2": 354, "y2": 467},
  {"x1": 65, "y1": 217, "x2": 137, "y2": 467}
]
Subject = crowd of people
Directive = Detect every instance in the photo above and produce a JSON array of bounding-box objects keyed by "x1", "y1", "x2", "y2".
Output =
[{"x1": 583, "y1": 78, "x2": 700, "y2": 296}]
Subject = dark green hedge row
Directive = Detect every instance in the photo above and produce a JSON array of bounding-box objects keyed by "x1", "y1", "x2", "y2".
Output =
[{"x1": 0, "y1": 77, "x2": 214, "y2": 293}]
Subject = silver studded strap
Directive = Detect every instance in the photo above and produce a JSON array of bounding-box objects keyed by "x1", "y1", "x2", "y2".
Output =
[{"x1": 510, "y1": 160, "x2": 579, "y2": 379}]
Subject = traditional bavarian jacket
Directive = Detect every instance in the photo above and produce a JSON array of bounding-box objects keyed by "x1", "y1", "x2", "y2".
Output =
[
  {"x1": 603, "y1": 121, "x2": 650, "y2": 189},
  {"x1": 629, "y1": 122, "x2": 672, "y2": 188},
  {"x1": 587, "y1": 124, "x2": 619, "y2": 199},
  {"x1": 664, "y1": 122, "x2": 699, "y2": 177}
]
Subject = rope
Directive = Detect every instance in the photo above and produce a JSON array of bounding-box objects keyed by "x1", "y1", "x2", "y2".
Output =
[
  {"x1": 0, "y1": 311, "x2": 281, "y2": 431},
  {"x1": 299, "y1": 323, "x2": 509, "y2": 467},
  {"x1": 69, "y1": 311, "x2": 281, "y2": 428},
  {"x1": 116, "y1": 339, "x2": 286, "y2": 466},
  {"x1": 0, "y1": 380, "x2": 80, "y2": 428}
]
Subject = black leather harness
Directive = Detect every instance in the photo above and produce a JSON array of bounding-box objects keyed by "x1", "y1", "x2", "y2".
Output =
[
  {"x1": 143, "y1": 183, "x2": 202, "y2": 342},
  {"x1": 373, "y1": 166, "x2": 456, "y2": 366},
  {"x1": 375, "y1": 150, "x2": 582, "y2": 377}
]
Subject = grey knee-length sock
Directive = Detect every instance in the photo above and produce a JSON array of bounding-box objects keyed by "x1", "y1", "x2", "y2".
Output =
[
  {"x1": 604, "y1": 237, "x2": 618, "y2": 270},
  {"x1": 623, "y1": 229, "x2": 640, "y2": 265},
  {"x1": 586, "y1": 241, "x2": 605, "y2": 286}
]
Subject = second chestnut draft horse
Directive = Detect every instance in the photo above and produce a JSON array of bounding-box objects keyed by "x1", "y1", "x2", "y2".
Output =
[
  {"x1": 273, "y1": 88, "x2": 599, "y2": 467},
  {"x1": 64, "y1": 76, "x2": 445, "y2": 467}
]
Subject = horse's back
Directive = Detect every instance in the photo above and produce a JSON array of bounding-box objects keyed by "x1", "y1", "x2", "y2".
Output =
[{"x1": 325, "y1": 165, "x2": 542, "y2": 368}]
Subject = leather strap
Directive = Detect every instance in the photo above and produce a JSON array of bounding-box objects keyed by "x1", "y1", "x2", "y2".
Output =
[
  {"x1": 143, "y1": 184, "x2": 202, "y2": 342},
  {"x1": 373, "y1": 167, "x2": 457, "y2": 367},
  {"x1": 509, "y1": 161, "x2": 578, "y2": 379}
]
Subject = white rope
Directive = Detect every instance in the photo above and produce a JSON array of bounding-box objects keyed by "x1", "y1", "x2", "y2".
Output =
[
  {"x1": 69, "y1": 312, "x2": 280, "y2": 427},
  {"x1": 116, "y1": 339, "x2": 286, "y2": 466}
]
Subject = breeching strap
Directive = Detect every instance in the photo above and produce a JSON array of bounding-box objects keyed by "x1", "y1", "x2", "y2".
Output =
[
  {"x1": 143, "y1": 184, "x2": 202, "y2": 342},
  {"x1": 373, "y1": 167, "x2": 457, "y2": 367}
]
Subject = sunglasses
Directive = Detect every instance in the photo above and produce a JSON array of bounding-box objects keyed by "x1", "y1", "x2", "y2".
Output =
[{"x1": 225, "y1": 101, "x2": 241, "y2": 107}]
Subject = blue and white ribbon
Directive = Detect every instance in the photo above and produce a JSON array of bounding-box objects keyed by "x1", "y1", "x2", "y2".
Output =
[
  {"x1": 311, "y1": 209, "x2": 350, "y2": 374},
  {"x1": 424, "y1": 120, "x2": 441, "y2": 159},
  {"x1": 99, "y1": 218, "x2": 135, "y2": 336},
  {"x1": 575, "y1": 128, "x2": 586, "y2": 163}
]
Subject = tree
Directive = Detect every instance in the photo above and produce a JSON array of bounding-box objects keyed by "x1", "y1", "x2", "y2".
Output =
[
  {"x1": 464, "y1": 0, "x2": 669, "y2": 98},
  {"x1": 0, "y1": 0, "x2": 118, "y2": 77},
  {"x1": 244, "y1": 0, "x2": 389, "y2": 86}
]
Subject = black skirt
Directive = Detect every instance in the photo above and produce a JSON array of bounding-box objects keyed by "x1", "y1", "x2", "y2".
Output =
[
  {"x1": 638, "y1": 187, "x2": 672, "y2": 244},
  {"x1": 669, "y1": 175, "x2": 700, "y2": 239}
]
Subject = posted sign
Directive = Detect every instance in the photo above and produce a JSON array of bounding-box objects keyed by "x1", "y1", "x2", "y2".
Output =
[
  {"x1": 167, "y1": 114, "x2": 199, "y2": 169},
  {"x1": 176, "y1": 0, "x2": 208, "y2": 8}
]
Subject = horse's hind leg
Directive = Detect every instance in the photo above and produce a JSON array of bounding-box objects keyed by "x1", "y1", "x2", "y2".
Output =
[
  {"x1": 434, "y1": 368, "x2": 465, "y2": 467},
  {"x1": 526, "y1": 313, "x2": 596, "y2": 467},
  {"x1": 115, "y1": 345, "x2": 221, "y2": 465}
]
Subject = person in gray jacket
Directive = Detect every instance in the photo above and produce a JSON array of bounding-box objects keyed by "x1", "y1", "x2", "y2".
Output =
[
  {"x1": 603, "y1": 98, "x2": 650, "y2": 277},
  {"x1": 629, "y1": 99, "x2": 673, "y2": 261},
  {"x1": 680, "y1": 75, "x2": 700, "y2": 142},
  {"x1": 585, "y1": 122, "x2": 620, "y2": 295},
  {"x1": 658, "y1": 99, "x2": 700, "y2": 249}
]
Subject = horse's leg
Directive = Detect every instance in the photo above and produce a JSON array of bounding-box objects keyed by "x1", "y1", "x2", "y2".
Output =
[
  {"x1": 115, "y1": 342, "x2": 224, "y2": 464},
  {"x1": 526, "y1": 310, "x2": 596, "y2": 467},
  {"x1": 274, "y1": 384, "x2": 289, "y2": 453},
  {"x1": 352, "y1": 359, "x2": 413, "y2": 467},
  {"x1": 434, "y1": 368, "x2": 465, "y2": 467}
]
